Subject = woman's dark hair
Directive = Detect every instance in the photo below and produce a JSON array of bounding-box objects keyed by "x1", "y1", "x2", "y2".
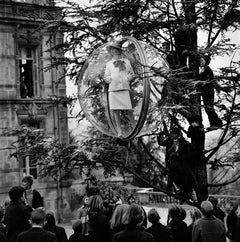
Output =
[
  {"x1": 168, "y1": 204, "x2": 181, "y2": 219},
  {"x1": 179, "y1": 206, "x2": 187, "y2": 220},
  {"x1": 89, "y1": 195, "x2": 104, "y2": 217},
  {"x1": 22, "y1": 175, "x2": 33, "y2": 186},
  {"x1": 43, "y1": 212, "x2": 57, "y2": 233},
  {"x1": 147, "y1": 208, "x2": 160, "y2": 224},
  {"x1": 126, "y1": 204, "x2": 144, "y2": 229}
]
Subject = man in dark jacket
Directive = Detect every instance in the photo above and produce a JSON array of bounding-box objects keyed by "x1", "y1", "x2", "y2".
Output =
[
  {"x1": 17, "y1": 208, "x2": 56, "y2": 242},
  {"x1": 198, "y1": 55, "x2": 222, "y2": 130},
  {"x1": 192, "y1": 201, "x2": 226, "y2": 242},
  {"x1": 147, "y1": 208, "x2": 172, "y2": 242},
  {"x1": 4, "y1": 186, "x2": 32, "y2": 242}
]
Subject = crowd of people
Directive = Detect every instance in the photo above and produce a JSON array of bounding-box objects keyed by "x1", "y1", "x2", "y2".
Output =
[{"x1": 0, "y1": 175, "x2": 239, "y2": 242}]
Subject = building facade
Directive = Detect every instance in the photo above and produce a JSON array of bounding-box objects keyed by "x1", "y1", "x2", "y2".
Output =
[{"x1": 0, "y1": 0, "x2": 69, "y2": 216}]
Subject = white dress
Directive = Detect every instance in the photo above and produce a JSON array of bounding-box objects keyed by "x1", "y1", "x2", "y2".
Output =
[{"x1": 104, "y1": 58, "x2": 134, "y2": 110}]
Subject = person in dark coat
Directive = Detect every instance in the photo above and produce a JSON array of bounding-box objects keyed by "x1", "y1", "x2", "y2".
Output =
[
  {"x1": 43, "y1": 212, "x2": 68, "y2": 242},
  {"x1": 88, "y1": 195, "x2": 111, "y2": 242},
  {"x1": 112, "y1": 203, "x2": 154, "y2": 242},
  {"x1": 208, "y1": 196, "x2": 225, "y2": 222},
  {"x1": 3, "y1": 186, "x2": 32, "y2": 242},
  {"x1": 226, "y1": 202, "x2": 239, "y2": 242},
  {"x1": 21, "y1": 175, "x2": 44, "y2": 209},
  {"x1": 69, "y1": 220, "x2": 86, "y2": 242},
  {"x1": 147, "y1": 208, "x2": 172, "y2": 242},
  {"x1": 17, "y1": 208, "x2": 56, "y2": 242},
  {"x1": 197, "y1": 55, "x2": 222, "y2": 130},
  {"x1": 167, "y1": 204, "x2": 188, "y2": 242},
  {"x1": 192, "y1": 201, "x2": 226, "y2": 242}
]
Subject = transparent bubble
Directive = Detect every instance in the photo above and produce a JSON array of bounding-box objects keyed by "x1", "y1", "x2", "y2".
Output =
[{"x1": 78, "y1": 37, "x2": 169, "y2": 140}]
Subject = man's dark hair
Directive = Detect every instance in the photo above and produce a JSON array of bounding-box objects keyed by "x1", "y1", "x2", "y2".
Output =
[
  {"x1": 31, "y1": 208, "x2": 46, "y2": 225},
  {"x1": 203, "y1": 55, "x2": 211, "y2": 65},
  {"x1": 9, "y1": 186, "x2": 25, "y2": 202}
]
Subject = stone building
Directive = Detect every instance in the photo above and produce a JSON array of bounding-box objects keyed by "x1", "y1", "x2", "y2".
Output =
[{"x1": 0, "y1": 0, "x2": 69, "y2": 217}]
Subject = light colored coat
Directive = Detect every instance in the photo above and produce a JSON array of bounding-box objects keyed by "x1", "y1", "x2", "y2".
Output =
[{"x1": 104, "y1": 58, "x2": 134, "y2": 92}]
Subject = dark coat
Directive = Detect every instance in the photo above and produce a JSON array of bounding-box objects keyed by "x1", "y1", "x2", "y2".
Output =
[
  {"x1": 88, "y1": 213, "x2": 111, "y2": 242},
  {"x1": 168, "y1": 217, "x2": 188, "y2": 242},
  {"x1": 192, "y1": 216, "x2": 226, "y2": 242},
  {"x1": 32, "y1": 189, "x2": 44, "y2": 209},
  {"x1": 147, "y1": 222, "x2": 172, "y2": 242},
  {"x1": 69, "y1": 232, "x2": 87, "y2": 242},
  {"x1": 226, "y1": 211, "x2": 238, "y2": 241},
  {"x1": 0, "y1": 231, "x2": 7, "y2": 242},
  {"x1": 3, "y1": 201, "x2": 31, "y2": 242},
  {"x1": 17, "y1": 227, "x2": 56, "y2": 242},
  {"x1": 43, "y1": 225, "x2": 68, "y2": 242},
  {"x1": 112, "y1": 228, "x2": 154, "y2": 242}
]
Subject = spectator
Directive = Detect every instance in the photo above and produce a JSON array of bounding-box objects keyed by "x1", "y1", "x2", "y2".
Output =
[
  {"x1": 0, "y1": 206, "x2": 7, "y2": 242},
  {"x1": 21, "y1": 175, "x2": 43, "y2": 209},
  {"x1": 192, "y1": 200, "x2": 226, "y2": 242},
  {"x1": 187, "y1": 207, "x2": 202, "y2": 242},
  {"x1": 197, "y1": 55, "x2": 222, "y2": 131},
  {"x1": 167, "y1": 204, "x2": 188, "y2": 242},
  {"x1": 4, "y1": 186, "x2": 32, "y2": 242},
  {"x1": 0, "y1": 206, "x2": 6, "y2": 235},
  {"x1": 127, "y1": 195, "x2": 136, "y2": 205},
  {"x1": 69, "y1": 220, "x2": 86, "y2": 242},
  {"x1": 208, "y1": 196, "x2": 225, "y2": 222},
  {"x1": 112, "y1": 203, "x2": 154, "y2": 242},
  {"x1": 126, "y1": 195, "x2": 147, "y2": 228},
  {"x1": 226, "y1": 201, "x2": 239, "y2": 242},
  {"x1": 17, "y1": 208, "x2": 56, "y2": 242},
  {"x1": 88, "y1": 195, "x2": 111, "y2": 242},
  {"x1": 110, "y1": 204, "x2": 129, "y2": 235},
  {"x1": 43, "y1": 212, "x2": 68, "y2": 242},
  {"x1": 147, "y1": 208, "x2": 172, "y2": 242},
  {"x1": 77, "y1": 196, "x2": 90, "y2": 239}
]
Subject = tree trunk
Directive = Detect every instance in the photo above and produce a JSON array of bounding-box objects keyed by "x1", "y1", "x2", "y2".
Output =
[{"x1": 180, "y1": 1, "x2": 208, "y2": 202}]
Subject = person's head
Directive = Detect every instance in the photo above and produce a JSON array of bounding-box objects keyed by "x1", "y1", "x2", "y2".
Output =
[
  {"x1": 8, "y1": 186, "x2": 25, "y2": 202},
  {"x1": 170, "y1": 127, "x2": 181, "y2": 139},
  {"x1": 168, "y1": 204, "x2": 181, "y2": 219},
  {"x1": 31, "y1": 208, "x2": 46, "y2": 227},
  {"x1": 162, "y1": 42, "x2": 170, "y2": 52},
  {"x1": 83, "y1": 196, "x2": 89, "y2": 206},
  {"x1": 200, "y1": 55, "x2": 211, "y2": 67},
  {"x1": 201, "y1": 200, "x2": 214, "y2": 217},
  {"x1": 127, "y1": 195, "x2": 136, "y2": 205},
  {"x1": 179, "y1": 206, "x2": 187, "y2": 220},
  {"x1": 148, "y1": 208, "x2": 160, "y2": 225},
  {"x1": 45, "y1": 212, "x2": 56, "y2": 226},
  {"x1": 208, "y1": 196, "x2": 218, "y2": 208},
  {"x1": 107, "y1": 42, "x2": 123, "y2": 57},
  {"x1": 72, "y1": 220, "x2": 82, "y2": 233},
  {"x1": 89, "y1": 195, "x2": 104, "y2": 215},
  {"x1": 190, "y1": 207, "x2": 202, "y2": 223},
  {"x1": 126, "y1": 204, "x2": 145, "y2": 229},
  {"x1": 190, "y1": 115, "x2": 202, "y2": 127},
  {"x1": 110, "y1": 204, "x2": 129, "y2": 230},
  {"x1": 230, "y1": 201, "x2": 239, "y2": 213},
  {"x1": 22, "y1": 175, "x2": 33, "y2": 190}
]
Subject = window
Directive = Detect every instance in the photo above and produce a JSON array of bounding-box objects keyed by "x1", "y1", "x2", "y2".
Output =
[
  {"x1": 21, "y1": 121, "x2": 42, "y2": 179},
  {"x1": 19, "y1": 47, "x2": 39, "y2": 98}
]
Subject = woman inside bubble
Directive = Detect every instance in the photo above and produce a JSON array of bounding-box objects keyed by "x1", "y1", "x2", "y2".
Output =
[{"x1": 104, "y1": 42, "x2": 135, "y2": 137}]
